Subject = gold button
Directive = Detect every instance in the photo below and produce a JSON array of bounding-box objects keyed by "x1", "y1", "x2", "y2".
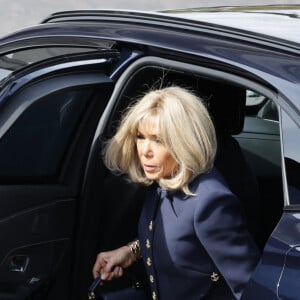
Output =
[
  {"x1": 210, "y1": 272, "x2": 220, "y2": 282},
  {"x1": 149, "y1": 220, "x2": 153, "y2": 231},
  {"x1": 146, "y1": 239, "x2": 151, "y2": 248},
  {"x1": 147, "y1": 257, "x2": 152, "y2": 266},
  {"x1": 152, "y1": 291, "x2": 157, "y2": 300},
  {"x1": 149, "y1": 275, "x2": 154, "y2": 283}
]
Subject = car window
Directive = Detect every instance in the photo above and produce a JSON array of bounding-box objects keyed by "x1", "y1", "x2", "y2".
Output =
[
  {"x1": 281, "y1": 110, "x2": 300, "y2": 205},
  {"x1": 235, "y1": 91, "x2": 283, "y2": 246},
  {"x1": 246, "y1": 90, "x2": 279, "y2": 122},
  {"x1": 241, "y1": 91, "x2": 281, "y2": 176},
  {"x1": 0, "y1": 88, "x2": 93, "y2": 183},
  {"x1": 0, "y1": 47, "x2": 96, "y2": 82}
]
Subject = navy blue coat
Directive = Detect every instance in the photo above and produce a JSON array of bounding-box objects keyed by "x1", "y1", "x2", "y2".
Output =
[{"x1": 138, "y1": 168, "x2": 260, "y2": 300}]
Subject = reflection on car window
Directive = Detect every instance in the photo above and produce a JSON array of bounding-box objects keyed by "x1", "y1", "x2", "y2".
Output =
[
  {"x1": 0, "y1": 88, "x2": 93, "y2": 183},
  {"x1": 246, "y1": 90, "x2": 266, "y2": 107},
  {"x1": 281, "y1": 111, "x2": 300, "y2": 205},
  {"x1": 246, "y1": 90, "x2": 278, "y2": 122},
  {"x1": 0, "y1": 47, "x2": 95, "y2": 82}
]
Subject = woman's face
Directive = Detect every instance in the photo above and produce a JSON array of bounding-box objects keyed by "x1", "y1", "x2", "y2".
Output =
[{"x1": 136, "y1": 118, "x2": 177, "y2": 181}]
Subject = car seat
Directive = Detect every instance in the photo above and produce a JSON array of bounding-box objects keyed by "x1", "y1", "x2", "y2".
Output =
[{"x1": 207, "y1": 84, "x2": 262, "y2": 248}]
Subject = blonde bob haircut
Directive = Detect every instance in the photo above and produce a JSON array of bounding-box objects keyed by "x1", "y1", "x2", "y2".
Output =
[{"x1": 103, "y1": 86, "x2": 217, "y2": 195}]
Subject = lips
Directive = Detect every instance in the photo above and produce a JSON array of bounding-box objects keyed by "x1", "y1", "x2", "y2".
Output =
[{"x1": 143, "y1": 164, "x2": 158, "y2": 173}]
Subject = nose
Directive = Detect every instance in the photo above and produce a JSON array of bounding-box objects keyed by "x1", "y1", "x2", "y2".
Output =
[{"x1": 141, "y1": 140, "x2": 153, "y2": 157}]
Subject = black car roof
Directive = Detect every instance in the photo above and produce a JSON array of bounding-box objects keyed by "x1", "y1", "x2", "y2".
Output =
[
  {"x1": 40, "y1": 6, "x2": 300, "y2": 45},
  {"x1": 0, "y1": 6, "x2": 299, "y2": 53}
]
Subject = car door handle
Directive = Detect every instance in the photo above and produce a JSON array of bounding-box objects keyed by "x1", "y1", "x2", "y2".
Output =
[{"x1": 9, "y1": 255, "x2": 30, "y2": 272}]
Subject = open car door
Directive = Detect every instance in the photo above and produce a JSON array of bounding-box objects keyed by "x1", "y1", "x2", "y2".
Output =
[{"x1": 0, "y1": 45, "x2": 120, "y2": 299}]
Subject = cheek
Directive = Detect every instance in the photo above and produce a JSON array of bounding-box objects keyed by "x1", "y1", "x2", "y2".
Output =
[
  {"x1": 136, "y1": 141, "x2": 142, "y2": 156},
  {"x1": 162, "y1": 155, "x2": 177, "y2": 174}
]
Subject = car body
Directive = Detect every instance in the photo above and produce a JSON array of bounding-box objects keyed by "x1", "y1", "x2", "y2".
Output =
[{"x1": 0, "y1": 5, "x2": 299, "y2": 300}]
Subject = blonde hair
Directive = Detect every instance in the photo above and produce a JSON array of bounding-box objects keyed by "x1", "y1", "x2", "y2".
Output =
[{"x1": 103, "y1": 86, "x2": 217, "y2": 195}]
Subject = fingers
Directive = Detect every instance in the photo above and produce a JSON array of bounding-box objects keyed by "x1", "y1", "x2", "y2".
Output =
[
  {"x1": 93, "y1": 247, "x2": 129, "y2": 281},
  {"x1": 92, "y1": 262, "x2": 101, "y2": 278},
  {"x1": 101, "y1": 260, "x2": 118, "y2": 280},
  {"x1": 92, "y1": 253, "x2": 106, "y2": 278},
  {"x1": 103, "y1": 266, "x2": 123, "y2": 281},
  {"x1": 93, "y1": 253, "x2": 123, "y2": 281},
  {"x1": 114, "y1": 266, "x2": 123, "y2": 278}
]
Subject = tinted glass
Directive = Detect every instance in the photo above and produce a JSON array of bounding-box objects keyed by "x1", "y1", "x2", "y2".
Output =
[
  {"x1": 282, "y1": 111, "x2": 300, "y2": 205},
  {"x1": 0, "y1": 47, "x2": 96, "y2": 82},
  {"x1": 0, "y1": 88, "x2": 93, "y2": 183},
  {"x1": 242, "y1": 91, "x2": 281, "y2": 177},
  {"x1": 246, "y1": 90, "x2": 279, "y2": 121}
]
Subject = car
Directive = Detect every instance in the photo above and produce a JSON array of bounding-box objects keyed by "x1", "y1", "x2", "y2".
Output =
[{"x1": 0, "y1": 5, "x2": 299, "y2": 300}]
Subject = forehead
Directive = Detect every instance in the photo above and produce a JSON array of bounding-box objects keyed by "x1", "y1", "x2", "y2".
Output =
[{"x1": 137, "y1": 115, "x2": 160, "y2": 134}]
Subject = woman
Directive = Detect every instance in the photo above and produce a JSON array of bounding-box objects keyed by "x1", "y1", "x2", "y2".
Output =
[{"x1": 93, "y1": 86, "x2": 260, "y2": 300}]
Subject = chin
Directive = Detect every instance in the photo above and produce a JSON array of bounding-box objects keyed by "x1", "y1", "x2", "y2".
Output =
[
  {"x1": 145, "y1": 173, "x2": 160, "y2": 181},
  {"x1": 146, "y1": 176, "x2": 159, "y2": 181}
]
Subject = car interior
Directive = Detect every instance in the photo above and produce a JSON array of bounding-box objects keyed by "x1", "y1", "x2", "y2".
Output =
[{"x1": 76, "y1": 63, "x2": 284, "y2": 297}]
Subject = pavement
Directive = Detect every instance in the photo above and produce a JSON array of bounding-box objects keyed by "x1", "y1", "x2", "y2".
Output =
[{"x1": 0, "y1": 0, "x2": 300, "y2": 37}]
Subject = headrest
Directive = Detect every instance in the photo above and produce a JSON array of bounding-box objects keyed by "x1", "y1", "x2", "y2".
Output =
[{"x1": 204, "y1": 84, "x2": 246, "y2": 136}]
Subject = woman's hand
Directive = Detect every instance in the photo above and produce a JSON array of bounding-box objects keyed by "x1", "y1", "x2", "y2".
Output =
[{"x1": 92, "y1": 246, "x2": 137, "y2": 281}]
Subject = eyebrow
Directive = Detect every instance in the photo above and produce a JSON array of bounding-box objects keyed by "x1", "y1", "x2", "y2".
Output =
[{"x1": 137, "y1": 129, "x2": 159, "y2": 140}]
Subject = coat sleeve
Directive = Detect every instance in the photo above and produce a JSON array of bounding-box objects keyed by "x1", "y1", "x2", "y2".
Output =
[{"x1": 193, "y1": 188, "x2": 260, "y2": 299}]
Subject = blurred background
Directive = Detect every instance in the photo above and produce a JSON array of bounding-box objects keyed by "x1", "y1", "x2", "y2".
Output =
[{"x1": 1, "y1": 0, "x2": 300, "y2": 37}]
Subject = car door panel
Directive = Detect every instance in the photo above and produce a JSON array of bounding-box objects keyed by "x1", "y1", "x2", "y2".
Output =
[
  {"x1": 0, "y1": 52, "x2": 119, "y2": 299},
  {"x1": 277, "y1": 242, "x2": 300, "y2": 299},
  {"x1": 242, "y1": 212, "x2": 300, "y2": 299},
  {"x1": 0, "y1": 199, "x2": 75, "y2": 298}
]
